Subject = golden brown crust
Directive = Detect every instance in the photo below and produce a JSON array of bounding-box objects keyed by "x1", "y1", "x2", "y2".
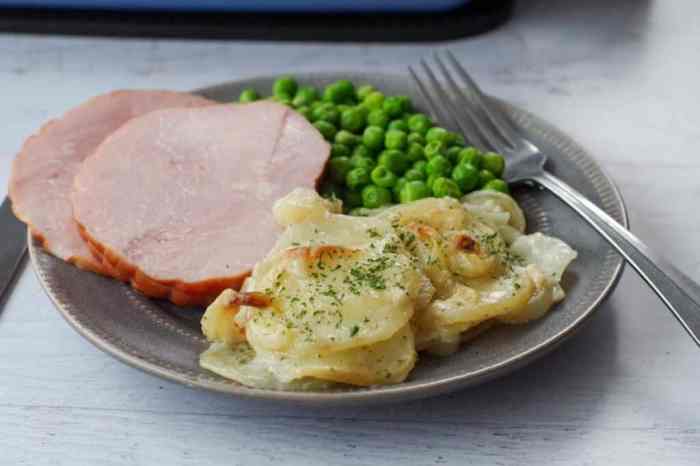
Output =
[
  {"x1": 22, "y1": 219, "x2": 110, "y2": 276},
  {"x1": 227, "y1": 291, "x2": 271, "y2": 308},
  {"x1": 77, "y1": 222, "x2": 249, "y2": 307},
  {"x1": 11, "y1": 186, "x2": 110, "y2": 276},
  {"x1": 286, "y1": 244, "x2": 358, "y2": 261}
]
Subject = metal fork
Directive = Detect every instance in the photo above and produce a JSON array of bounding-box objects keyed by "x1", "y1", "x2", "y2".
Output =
[{"x1": 410, "y1": 50, "x2": 700, "y2": 347}]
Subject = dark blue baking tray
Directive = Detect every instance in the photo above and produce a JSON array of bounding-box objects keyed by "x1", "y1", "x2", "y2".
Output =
[
  {"x1": 0, "y1": 0, "x2": 470, "y2": 12},
  {"x1": 0, "y1": 0, "x2": 511, "y2": 41}
]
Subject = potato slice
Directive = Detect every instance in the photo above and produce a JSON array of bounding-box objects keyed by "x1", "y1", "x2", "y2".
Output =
[
  {"x1": 262, "y1": 324, "x2": 416, "y2": 386},
  {"x1": 273, "y1": 187, "x2": 341, "y2": 227},
  {"x1": 202, "y1": 325, "x2": 416, "y2": 389},
  {"x1": 462, "y1": 190, "x2": 527, "y2": 233},
  {"x1": 414, "y1": 267, "x2": 535, "y2": 342},
  {"x1": 244, "y1": 244, "x2": 424, "y2": 356},
  {"x1": 511, "y1": 232, "x2": 578, "y2": 283},
  {"x1": 200, "y1": 342, "x2": 334, "y2": 391},
  {"x1": 499, "y1": 265, "x2": 557, "y2": 324},
  {"x1": 380, "y1": 196, "x2": 471, "y2": 231},
  {"x1": 418, "y1": 320, "x2": 496, "y2": 355},
  {"x1": 201, "y1": 289, "x2": 246, "y2": 346}
]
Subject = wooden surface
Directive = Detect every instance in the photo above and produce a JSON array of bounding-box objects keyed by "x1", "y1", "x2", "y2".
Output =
[{"x1": 2, "y1": 0, "x2": 699, "y2": 464}]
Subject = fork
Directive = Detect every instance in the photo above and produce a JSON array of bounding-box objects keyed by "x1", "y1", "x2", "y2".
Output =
[{"x1": 410, "y1": 51, "x2": 700, "y2": 347}]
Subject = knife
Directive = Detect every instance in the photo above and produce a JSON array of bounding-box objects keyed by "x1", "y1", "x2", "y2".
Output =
[{"x1": 0, "y1": 197, "x2": 27, "y2": 306}]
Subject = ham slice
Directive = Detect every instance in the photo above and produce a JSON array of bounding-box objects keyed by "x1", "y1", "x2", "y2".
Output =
[
  {"x1": 72, "y1": 102, "x2": 330, "y2": 306},
  {"x1": 9, "y1": 90, "x2": 213, "y2": 273}
]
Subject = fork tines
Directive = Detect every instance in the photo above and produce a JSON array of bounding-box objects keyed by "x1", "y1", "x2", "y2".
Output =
[{"x1": 409, "y1": 50, "x2": 520, "y2": 154}]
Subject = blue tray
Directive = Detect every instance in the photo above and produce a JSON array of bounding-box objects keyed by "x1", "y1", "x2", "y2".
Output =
[{"x1": 0, "y1": 0, "x2": 470, "y2": 13}]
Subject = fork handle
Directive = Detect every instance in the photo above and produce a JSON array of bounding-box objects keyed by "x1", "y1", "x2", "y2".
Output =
[{"x1": 531, "y1": 171, "x2": 700, "y2": 347}]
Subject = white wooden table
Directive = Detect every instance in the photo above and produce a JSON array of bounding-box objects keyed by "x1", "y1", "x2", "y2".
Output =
[{"x1": 2, "y1": 1, "x2": 699, "y2": 464}]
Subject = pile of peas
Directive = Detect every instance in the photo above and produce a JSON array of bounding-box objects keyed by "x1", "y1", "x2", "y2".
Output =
[{"x1": 238, "y1": 76, "x2": 509, "y2": 213}]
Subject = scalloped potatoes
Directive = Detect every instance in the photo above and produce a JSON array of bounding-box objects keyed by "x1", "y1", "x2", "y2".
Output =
[{"x1": 200, "y1": 188, "x2": 576, "y2": 390}]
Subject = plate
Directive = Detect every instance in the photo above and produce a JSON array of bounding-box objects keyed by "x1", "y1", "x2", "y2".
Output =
[{"x1": 30, "y1": 71, "x2": 627, "y2": 406}]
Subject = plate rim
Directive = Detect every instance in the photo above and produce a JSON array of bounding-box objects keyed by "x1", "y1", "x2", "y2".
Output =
[{"x1": 29, "y1": 71, "x2": 628, "y2": 405}]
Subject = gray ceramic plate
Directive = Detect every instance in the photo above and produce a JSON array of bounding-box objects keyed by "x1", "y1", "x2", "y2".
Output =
[{"x1": 30, "y1": 72, "x2": 627, "y2": 406}]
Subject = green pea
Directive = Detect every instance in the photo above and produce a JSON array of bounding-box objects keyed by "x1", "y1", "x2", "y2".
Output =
[
  {"x1": 383, "y1": 96, "x2": 405, "y2": 118},
  {"x1": 352, "y1": 144, "x2": 372, "y2": 159},
  {"x1": 311, "y1": 103, "x2": 340, "y2": 125},
  {"x1": 356, "y1": 84, "x2": 376, "y2": 101},
  {"x1": 482, "y1": 179, "x2": 510, "y2": 194},
  {"x1": 363, "y1": 91, "x2": 385, "y2": 110},
  {"x1": 407, "y1": 113, "x2": 432, "y2": 135},
  {"x1": 458, "y1": 147, "x2": 482, "y2": 168},
  {"x1": 400, "y1": 180, "x2": 432, "y2": 203},
  {"x1": 350, "y1": 155, "x2": 376, "y2": 172},
  {"x1": 336, "y1": 104, "x2": 351, "y2": 114},
  {"x1": 388, "y1": 119, "x2": 409, "y2": 132},
  {"x1": 443, "y1": 131, "x2": 459, "y2": 146},
  {"x1": 432, "y1": 177, "x2": 462, "y2": 198},
  {"x1": 346, "y1": 167, "x2": 371, "y2": 190},
  {"x1": 413, "y1": 160, "x2": 427, "y2": 174},
  {"x1": 455, "y1": 134, "x2": 466, "y2": 146},
  {"x1": 292, "y1": 86, "x2": 319, "y2": 107},
  {"x1": 378, "y1": 149, "x2": 409, "y2": 174},
  {"x1": 426, "y1": 155, "x2": 452, "y2": 177},
  {"x1": 424, "y1": 141, "x2": 446, "y2": 160},
  {"x1": 426, "y1": 173, "x2": 439, "y2": 190},
  {"x1": 446, "y1": 146, "x2": 463, "y2": 165},
  {"x1": 335, "y1": 130, "x2": 361, "y2": 147},
  {"x1": 323, "y1": 80, "x2": 355, "y2": 104},
  {"x1": 451, "y1": 163, "x2": 480, "y2": 192},
  {"x1": 362, "y1": 126, "x2": 385, "y2": 151},
  {"x1": 478, "y1": 169, "x2": 496, "y2": 187},
  {"x1": 273, "y1": 76, "x2": 297, "y2": 99},
  {"x1": 370, "y1": 166, "x2": 398, "y2": 188},
  {"x1": 313, "y1": 120, "x2": 337, "y2": 141},
  {"x1": 310, "y1": 100, "x2": 325, "y2": 111},
  {"x1": 395, "y1": 96, "x2": 413, "y2": 113},
  {"x1": 362, "y1": 185, "x2": 392, "y2": 209},
  {"x1": 406, "y1": 143, "x2": 425, "y2": 163},
  {"x1": 321, "y1": 86, "x2": 340, "y2": 105},
  {"x1": 426, "y1": 127, "x2": 449, "y2": 145},
  {"x1": 407, "y1": 132, "x2": 426, "y2": 146},
  {"x1": 393, "y1": 177, "x2": 407, "y2": 202},
  {"x1": 239, "y1": 88, "x2": 259, "y2": 103},
  {"x1": 331, "y1": 143, "x2": 351, "y2": 158},
  {"x1": 385, "y1": 129, "x2": 408, "y2": 150},
  {"x1": 367, "y1": 109, "x2": 390, "y2": 129},
  {"x1": 355, "y1": 104, "x2": 370, "y2": 117},
  {"x1": 340, "y1": 108, "x2": 366, "y2": 133},
  {"x1": 296, "y1": 106, "x2": 312, "y2": 120},
  {"x1": 344, "y1": 189, "x2": 364, "y2": 209},
  {"x1": 319, "y1": 181, "x2": 344, "y2": 201},
  {"x1": 482, "y1": 152, "x2": 506, "y2": 177},
  {"x1": 404, "y1": 168, "x2": 425, "y2": 182}
]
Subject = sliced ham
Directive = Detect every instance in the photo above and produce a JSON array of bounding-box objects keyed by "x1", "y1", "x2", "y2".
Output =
[
  {"x1": 9, "y1": 90, "x2": 213, "y2": 273},
  {"x1": 71, "y1": 101, "x2": 330, "y2": 306}
]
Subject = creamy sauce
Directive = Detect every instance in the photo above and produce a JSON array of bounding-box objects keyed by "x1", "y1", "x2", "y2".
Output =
[{"x1": 199, "y1": 188, "x2": 577, "y2": 390}]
